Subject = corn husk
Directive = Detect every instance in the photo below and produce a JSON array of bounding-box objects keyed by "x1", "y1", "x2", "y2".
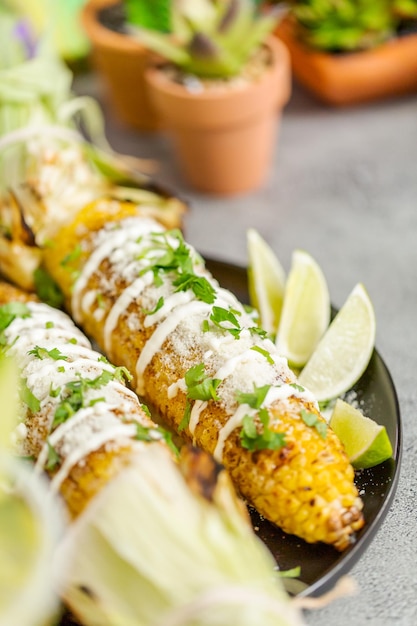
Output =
[{"x1": 57, "y1": 444, "x2": 304, "y2": 626}]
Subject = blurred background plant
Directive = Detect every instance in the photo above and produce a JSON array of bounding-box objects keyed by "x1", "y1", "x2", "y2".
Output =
[
  {"x1": 284, "y1": 0, "x2": 417, "y2": 52},
  {"x1": 129, "y1": 0, "x2": 281, "y2": 79},
  {"x1": 0, "y1": 0, "x2": 89, "y2": 63}
]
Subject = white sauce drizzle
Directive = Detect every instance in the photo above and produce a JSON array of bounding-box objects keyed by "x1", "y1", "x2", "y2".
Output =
[
  {"x1": 103, "y1": 273, "x2": 153, "y2": 354},
  {"x1": 71, "y1": 218, "x2": 161, "y2": 321},
  {"x1": 135, "y1": 300, "x2": 210, "y2": 395},
  {"x1": 213, "y1": 404, "x2": 252, "y2": 462},
  {"x1": 4, "y1": 300, "x2": 153, "y2": 489},
  {"x1": 144, "y1": 291, "x2": 193, "y2": 328},
  {"x1": 213, "y1": 382, "x2": 318, "y2": 462}
]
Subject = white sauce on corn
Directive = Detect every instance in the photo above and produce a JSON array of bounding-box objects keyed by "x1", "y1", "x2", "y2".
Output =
[
  {"x1": 135, "y1": 300, "x2": 210, "y2": 395},
  {"x1": 103, "y1": 273, "x2": 153, "y2": 355},
  {"x1": 4, "y1": 301, "x2": 154, "y2": 488},
  {"x1": 72, "y1": 218, "x2": 163, "y2": 321},
  {"x1": 66, "y1": 215, "x2": 321, "y2": 464}
]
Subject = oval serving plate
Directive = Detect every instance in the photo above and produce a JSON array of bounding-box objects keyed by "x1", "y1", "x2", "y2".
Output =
[
  {"x1": 206, "y1": 257, "x2": 402, "y2": 598},
  {"x1": 61, "y1": 257, "x2": 402, "y2": 623}
]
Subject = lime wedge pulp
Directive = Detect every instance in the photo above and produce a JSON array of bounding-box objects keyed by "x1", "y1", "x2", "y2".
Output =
[
  {"x1": 298, "y1": 283, "x2": 376, "y2": 402},
  {"x1": 276, "y1": 249, "x2": 330, "y2": 368},
  {"x1": 330, "y1": 399, "x2": 393, "y2": 469},
  {"x1": 247, "y1": 228, "x2": 285, "y2": 335}
]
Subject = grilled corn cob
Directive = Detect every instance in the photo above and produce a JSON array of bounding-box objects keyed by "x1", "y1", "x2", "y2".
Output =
[
  {"x1": 0, "y1": 279, "x2": 306, "y2": 626},
  {"x1": 40, "y1": 198, "x2": 364, "y2": 550},
  {"x1": 0, "y1": 280, "x2": 173, "y2": 518}
]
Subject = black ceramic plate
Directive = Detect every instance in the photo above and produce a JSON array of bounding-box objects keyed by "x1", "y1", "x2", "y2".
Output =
[
  {"x1": 206, "y1": 257, "x2": 402, "y2": 597},
  {"x1": 61, "y1": 257, "x2": 402, "y2": 623}
]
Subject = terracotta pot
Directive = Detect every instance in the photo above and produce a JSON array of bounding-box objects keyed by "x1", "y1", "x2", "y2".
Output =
[
  {"x1": 275, "y1": 16, "x2": 417, "y2": 106},
  {"x1": 81, "y1": 0, "x2": 160, "y2": 131},
  {"x1": 145, "y1": 36, "x2": 291, "y2": 195}
]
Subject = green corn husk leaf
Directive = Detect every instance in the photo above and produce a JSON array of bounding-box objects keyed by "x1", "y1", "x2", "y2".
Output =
[
  {"x1": 56, "y1": 444, "x2": 304, "y2": 626},
  {"x1": 0, "y1": 354, "x2": 66, "y2": 626}
]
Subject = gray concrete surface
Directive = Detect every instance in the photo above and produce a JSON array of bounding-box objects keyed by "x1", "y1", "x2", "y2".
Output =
[{"x1": 76, "y1": 73, "x2": 417, "y2": 626}]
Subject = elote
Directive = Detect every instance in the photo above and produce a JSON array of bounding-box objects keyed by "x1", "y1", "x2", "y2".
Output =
[
  {"x1": 0, "y1": 280, "x2": 171, "y2": 518},
  {"x1": 0, "y1": 279, "x2": 305, "y2": 626},
  {"x1": 40, "y1": 198, "x2": 364, "y2": 550}
]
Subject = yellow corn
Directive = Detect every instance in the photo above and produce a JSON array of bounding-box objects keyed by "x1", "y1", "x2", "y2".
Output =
[
  {"x1": 0, "y1": 281, "x2": 166, "y2": 519},
  {"x1": 42, "y1": 198, "x2": 364, "y2": 550}
]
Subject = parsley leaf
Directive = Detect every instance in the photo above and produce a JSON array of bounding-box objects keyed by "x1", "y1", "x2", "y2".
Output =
[
  {"x1": 51, "y1": 368, "x2": 129, "y2": 428},
  {"x1": 179, "y1": 363, "x2": 221, "y2": 431},
  {"x1": 34, "y1": 267, "x2": 64, "y2": 308},
  {"x1": 209, "y1": 306, "x2": 241, "y2": 337},
  {"x1": 250, "y1": 345, "x2": 273, "y2": 364},
  {"x1": 235, "y1": 384, "x2": 270, "y2": 410},
  {"x1": 45, "y1": 441, "x2": 60, "y2": 471},
  {"x1": 143, "y1": 296, "x2": 164, "y2": 316},
  {"x1": 173, "y1": 273, "x2": 216, "y2": 304},
  {"x1": 184, "y1": 363, "x2": 221, "y2": 402},
  {"x1": 20, "y1": 378, "x2": 40, "y2": 413},
  {"x1": 240, "y1": 408, "x2": 286, "y2": 452},
  {"x1": 300, "y1": 409, "x2": 327, "y2": 439},
  {"x1": 290, "y1": 383, "x2": 305, "y2": 393},
  {"x1": 60, "y1": 245, "x2": 82, "y2": 267},
  {"x1": 139, "y1": 230, "x2": 216, "y2": 304},
  {"x1": 28, "y1": 346, "x2": 69, "y2": 361},
  {"x1": 0, "y1": 302, "x2": 30, "y2": 344}
]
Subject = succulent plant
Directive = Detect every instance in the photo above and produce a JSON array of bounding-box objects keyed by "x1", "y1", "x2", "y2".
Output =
[
  {"x1": 129, "y1": 0, "x2": 281, "y2": 79},
  {"x1": 124, "y1": 0, "x2": 172, "y2": 32},
  {"x1": 288, "y1": 0, "x2": 396, "y2": 52},
  {"x1": 392, "y1": 0, "x2": 417, "y2": 19}
]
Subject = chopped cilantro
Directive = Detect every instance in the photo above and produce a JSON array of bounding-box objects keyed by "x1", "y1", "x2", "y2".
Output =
[
  {"x1": 33, "y1": 267, "x2": 64, "y2": 308},
  {"x1": 300, "y1": 409, "x2": 327, "y2": 439},
  {"x1": 290, "y1": 383, "x2": 305, "y2": 393},
  {"x1": 51, "y1": 367, "x2": 132, "y2": 429},
  {"x1": 0, "y1": 302, "x2": 30, "y2": 345},
  {"x1": 20, "y1": 378, "x2": 40, "y2": 413},
  {"x1": 249, "y1": 326, "x2": 268, "y2": 339},
  {"x1": 209, "y1": 306, "x2": 241, "y2": 337},
  {"x1": 240, "y1": 408, "x2": 286, "y2": 452},
  {"x1": 45, "y1": 321, "x2": 54, "y2": 329},
  {"x1": 173, "y1": 273, "x2": 216, "y2": 304},
  {"x1": 45, "y1": 441, "x2": 60, "y2": 471},
  {"x1": 96, "y1": 292, "x2": 105, "y2": 309},
  {"x1": 235, "y1": 384, "x2": 270, "y2": 410},
  {"x1": 49, "y1": 384, "x2": 61, "y2": 398},
  {"x1": 138, "y1": 229, "x2": 216, "y2": 304},
  {"x1": 143, "y1": 296, "x2": 164, "y2": 316},
  {"x1": 179, "y1": 363, "x2": 221, "y2": 431},
  {"x1": 28, "y1": 346, "x2": 69, "y2": 361},
  {"x1": 60, "y1": 245, "x2": 82, "y2": 267},
  {"x1": 59, "y1": 245, "x2": 82, "y2": 284},
  {"x1": 250, "y1": 345, "x2": 273, "y2": 364}
]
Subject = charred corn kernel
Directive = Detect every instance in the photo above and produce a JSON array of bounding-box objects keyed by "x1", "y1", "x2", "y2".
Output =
[
  {"x1": 40, "y1": 201, "x2": 364, "y2": 550},
  {"x1": 0, "y1": 281, "x2": 171, "y2": 519}
]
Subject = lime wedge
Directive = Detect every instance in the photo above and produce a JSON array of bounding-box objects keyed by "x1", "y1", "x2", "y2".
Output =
[
  {"x1": 330, "y1": 399, "x2": 393, "y2": 469},
  {"x1": 298, "y1": 283, "x2": 376, "y2": 401},
  {"x1": 275, "y1": 249, "x2": 330, "y2": 368},
  {"x1": 247, "y1": 228, "x2": 285, "y2": 335}
]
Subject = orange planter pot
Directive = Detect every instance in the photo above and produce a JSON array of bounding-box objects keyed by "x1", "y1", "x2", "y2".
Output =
[
  {"x1": 145, "y1": 37, "x2": 291, "y2": 196},
  {"x1": 275, "y1": 17, "x2": 417, "y2": 106},
  {"x1": 82, "y1": 0, "x2": 160, "y2": 131}
]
